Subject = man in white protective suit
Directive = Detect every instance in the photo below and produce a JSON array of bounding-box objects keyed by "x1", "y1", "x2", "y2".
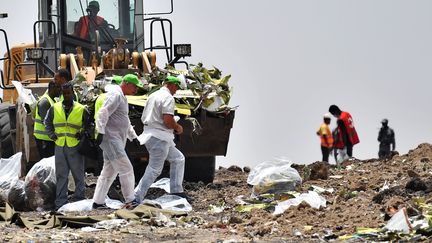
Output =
[
  {"x1": 134, "y1": 75, "x2": 189, "y2": 205},
  {"x1": 92, "y1": 74, "x2": 143, "y2": 209}
]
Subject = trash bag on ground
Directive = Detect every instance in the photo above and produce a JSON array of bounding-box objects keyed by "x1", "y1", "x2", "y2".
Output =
[
  {"x1": 0, "y1": 152, "x2": 22, "y2": 203},
  {"x1": 142, "y1": 194, "x2": 192, "y2": 212},
  {"x1": 8, "y1": 180, "x2": 27, "y2": 211},
  {"x1": 58, "y1": 198, "x2": 123, "y2": 212},
  {"x1": 24, "y1": 156, "x2": 56, "y2": 211},
  {"x1": 247, "y1": 158, "x2": 302, "y2": 196},
  {"x1": 0, "y1": 180, "x2": 13, "y2": 203},
  {"x1": 273, "y1": 191, "x2": 327, "y2": 215},
  {"x1": 384, "y1": 207, "x2": 412, "y2": 233},
  {"x1": 335, "y1": 148, "x2": 349, "y2": 165},
  {"x1": 150, "y1": 178, "x2": 171, "y2": 193}
]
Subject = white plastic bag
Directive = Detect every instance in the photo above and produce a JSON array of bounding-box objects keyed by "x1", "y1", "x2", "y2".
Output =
[
  {"x1": 384, "y1": 207, "x2": 412, "y2": 233},
  {"x1": 273, "y1": 191, "x2": 327, "y2": 215},
  {"x1": 142, "y1": 194, "x2": 192, "y2": 212},
  {"x1": 24, "y1": 156, "x2": 56, "y2": 211},
  {"x1": 58, "y1": 198, "x2": 123, "y2": 212},
  {"x1": 11, "y1": 81, "x2": 37, "y2": 105},
  {"x1": 150, "y1": 178, "x2": 171, "y2": 193},
  {"x1": 0, "y1": 152, "x2": 22, "y2": 202},
  {"x1": 247, "y1": 158, "x2": 302, "y2": 196},
  {"x1": 335, "y1": 148, "x2": 349, "y2": 165}
]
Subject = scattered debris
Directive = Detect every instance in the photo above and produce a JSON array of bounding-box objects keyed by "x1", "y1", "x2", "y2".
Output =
[
  {"x1": 3, "y1": 143, "x2": 432, "y2": 241},
  {"x1": 142, "y1": 194, "x2": 192, "y2": 212},
  {"x1": 247, "y1": 158, "x2": 302, "y2": 196},
  {"x1": 383, "y1": 207, "x2": 412, "y2": 233}
]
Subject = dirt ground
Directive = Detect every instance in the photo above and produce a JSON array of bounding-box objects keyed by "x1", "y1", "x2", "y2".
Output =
[{"x1": 2, "y1": 143, "x2": 432, "y2": 242}]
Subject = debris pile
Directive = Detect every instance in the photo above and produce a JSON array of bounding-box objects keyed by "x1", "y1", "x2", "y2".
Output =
[
  {"x1": 3, "y1": 143, "x2": 432, "y2": 241},
  {"x1": 71, "y1": 63, "x2": 234, "y2": 116}
]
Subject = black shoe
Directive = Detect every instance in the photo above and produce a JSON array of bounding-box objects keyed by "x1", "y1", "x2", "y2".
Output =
[{"x1": 92, "y1": 202, "x2": 110, "y2": 209}]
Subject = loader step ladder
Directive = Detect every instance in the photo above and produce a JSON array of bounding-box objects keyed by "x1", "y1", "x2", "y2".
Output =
[
  {"x1": 30, "y1": 20, "x2": 58, "y2": 82},
  {"x1": 146, "y1": 17, "x2": 173, "y2": 63},
  {"x1": 0, "y1": 28, "x2": 12, "y2": 90}
]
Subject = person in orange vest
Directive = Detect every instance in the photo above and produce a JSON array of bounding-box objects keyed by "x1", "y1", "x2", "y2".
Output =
[
  {"x1": 316, "y1": 113, "x2": 333, "y2": 162},
  {"x1": 329, "y1": 105, "x2": 360, "y2": 158},
  {"x1": 73, "y1": 1, "x2": 108, "y2": 40}
]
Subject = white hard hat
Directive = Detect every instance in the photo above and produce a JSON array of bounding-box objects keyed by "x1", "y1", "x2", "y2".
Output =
[{"x1": 323, "y1": 113, "x2": 332, "y2": 119}]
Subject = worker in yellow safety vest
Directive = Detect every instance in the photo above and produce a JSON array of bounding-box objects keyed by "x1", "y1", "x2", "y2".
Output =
[
  {"x1": 316, "y1": 113, "x2": 334, "y2": 162},
  {"x1": 34, "y1": 81, "x2": 61, "y2": 158},
  {"x1": 44, "y1": 82, "x2": 91, "y2": 210}
]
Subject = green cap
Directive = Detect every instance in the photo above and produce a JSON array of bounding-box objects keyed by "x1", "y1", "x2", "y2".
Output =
[
  {"x1": 112, "y1": 75, "x2": 122, "y2": 85},
  {"x1": 123, "y1": 74, "x2": 143, "y2": 88},
  {"x1": 88, "y1": 1, "x2": 100, "y2": 10},
  {"x1": 165, "y1": 75, "x2": 180, "y2": 87}
]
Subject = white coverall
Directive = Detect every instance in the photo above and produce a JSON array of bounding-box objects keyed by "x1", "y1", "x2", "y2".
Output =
[
  {"x1": 93, "y1": 85, "x2": 138, "y2": 204},
  {"x1": 135, "y1": 86, "x2": 185, "y2": 202}
]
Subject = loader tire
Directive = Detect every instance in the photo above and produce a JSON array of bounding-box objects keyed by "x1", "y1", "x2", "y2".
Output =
[
  {"x1": 0, "y1": 103, "x2": 13, "y2": 158},
  {"x1": 184, "y1": 156, "x2": 216, "y2": 184}
]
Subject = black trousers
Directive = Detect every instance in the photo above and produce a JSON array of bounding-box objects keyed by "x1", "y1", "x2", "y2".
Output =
[
  {"x1": 35, "y1": 138, "x2": 55, "y2": 159},
  {"x1": 346, "y1": 144, "x2": 353, "y2": 157},
  {"x1": 321, "y1": 146, "x2": 331, "y2": 162},
  {"x1": 379, "y1": 143, "x2": 391, "y2": 159},
  {"x1": 345, "y1": 139, "x2": 353, "y2": 157}
]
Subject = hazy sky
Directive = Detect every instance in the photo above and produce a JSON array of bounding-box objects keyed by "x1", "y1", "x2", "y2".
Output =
[{"x1": 1, "y1": 1, "x2": 432, "y2": 168}]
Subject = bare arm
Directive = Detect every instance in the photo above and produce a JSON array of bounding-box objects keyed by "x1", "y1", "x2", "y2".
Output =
[{"x1": 163, "y1": 114, "x2": 183, "y2": 134}]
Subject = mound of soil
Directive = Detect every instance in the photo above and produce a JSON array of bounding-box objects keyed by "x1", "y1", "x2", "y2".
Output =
[{"x1": 2, "y1": 143, "x2": 432, "y2": 242}]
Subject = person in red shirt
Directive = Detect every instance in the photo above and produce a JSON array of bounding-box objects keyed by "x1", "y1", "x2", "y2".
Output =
[
  {"x1": 329, "y1": 105, "x2": 360, "y2": 158},
  {"x1": 73, "y1": 1, "x2": 108, "y2": 40}
]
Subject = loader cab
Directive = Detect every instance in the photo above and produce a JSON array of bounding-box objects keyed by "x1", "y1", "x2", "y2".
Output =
[
  {"x1": 36, "y1": 0, "x2": 181, "y2": 74},
  {"x1": 38, "y1": 0, "x2": 142, "y2": 70},
  {"x1": 60, "y1": 0, "x2": 138, "y2": 55}
]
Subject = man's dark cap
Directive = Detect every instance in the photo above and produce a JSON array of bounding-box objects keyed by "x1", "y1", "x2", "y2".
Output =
[{"x1": 88, "y1": 1, "x2": 100, "y2": 11}]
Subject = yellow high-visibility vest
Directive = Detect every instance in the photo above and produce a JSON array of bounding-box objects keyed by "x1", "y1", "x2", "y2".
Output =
[
  {"x1": 53, "y1": 102, "x2": 84, "y2": 147},
  {"x1": 94, "y1": 93, "x2": 106, "y2": 120},
  {"x1": 34, "y1": 94, "x2": 55, "y2": 141}
]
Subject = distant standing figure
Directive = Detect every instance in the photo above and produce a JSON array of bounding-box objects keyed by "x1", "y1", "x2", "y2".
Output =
[
  {"x1": 328, "y1": 105, "x2": 360, "y2": 158},
  {"x1": 378, "y1": 119, "x2": 395, "y2": 159},
  {"x1": 316, "y1": 113, "x2": 333, "y2": 162}
]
